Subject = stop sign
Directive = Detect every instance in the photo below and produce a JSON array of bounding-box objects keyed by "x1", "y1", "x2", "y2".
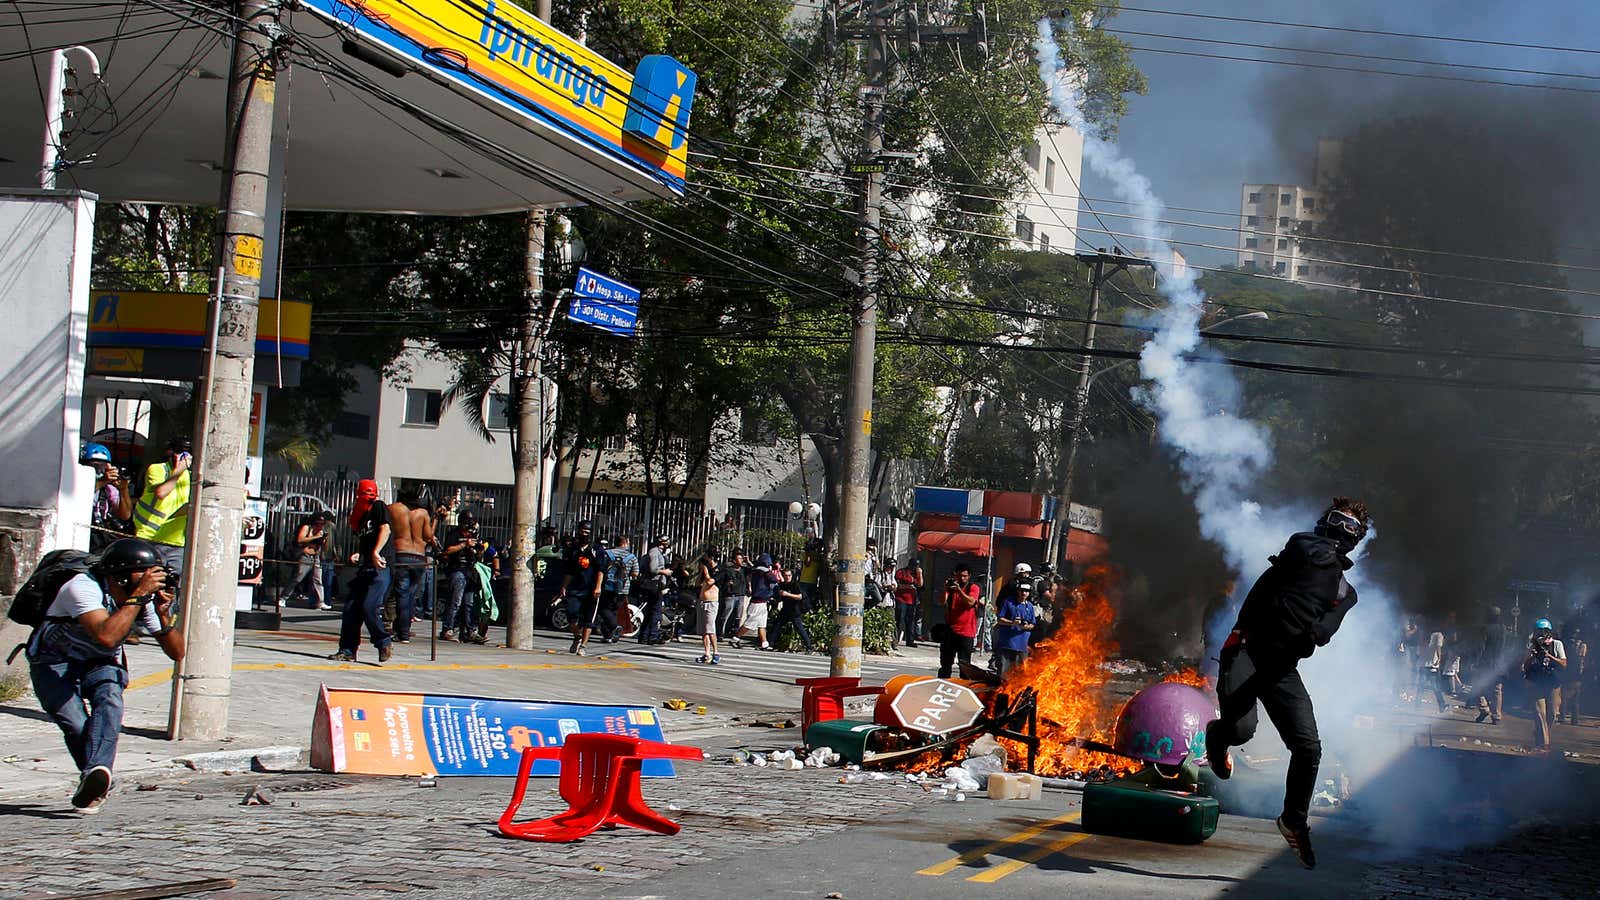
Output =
[{"x1": 887, "y1": 678, "x2": 983, "y2": 737}]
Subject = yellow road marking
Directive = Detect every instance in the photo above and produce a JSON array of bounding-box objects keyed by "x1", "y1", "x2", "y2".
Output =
[
  {"x1": 966, "y1": 829, "x2": 1094, "y2": 883},
  {"x1": 126, "y1": 660, "x2": 637, "y2": 692},
  {"x1": 916, "y1": 811, "x2": 1082, "y2": 877}
]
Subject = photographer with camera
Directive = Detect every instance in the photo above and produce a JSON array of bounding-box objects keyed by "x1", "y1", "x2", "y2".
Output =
[
  {"x1": 938, "y1": 564, "x2": 981, "y2": 678},
  {"x1": 24, "y1": 538, "x2": 185, "y2": 813},
  {"x1": 1522, "y1": 617, "x2": 1567, "y2": 752},
  {"x1": 439, "y1": 512, "x2": 487, "y2": 644}
]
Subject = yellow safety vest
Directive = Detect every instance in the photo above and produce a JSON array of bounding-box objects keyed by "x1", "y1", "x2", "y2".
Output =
[{"x1": 133, "y1": 462, "x2": 190, "y2": 546}]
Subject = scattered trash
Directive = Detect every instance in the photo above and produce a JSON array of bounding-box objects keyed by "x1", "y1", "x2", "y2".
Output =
[
  {"x1": 663, "y1": 699, "x2": 689, "y2": 711},
  {"x1": 666, "y1": 803, "x2": 681, "y2": 811},
  {"x1": 1311, "y1": 789, "x2": 1341, "y2": 809},
  {"x1": 417, "y1": 776, "x2": 437, "y2": 788},
  {"x1": 806, "y1": 747, "x2": 841, "y2": 768},
  {"x1": 731, "y1": 750, "x2": 752, "y2": 767},
  {"x1": 1, "y1": 755, "x2": 18, "y2": 763},
  {"x1": 591, "y1": 864, "x2": 606, "y2": 872},
  {"x1": 827, "y1": 893, "x2": 844, "y2": 899},
  {"x1": 751, "y1": 753, "x2": 768, "y2": 768},
  {"x1": 135, "y1": 783, "x2": 160, "y2": 792},
  {"x1": 241, "y1": 786, "x2": 274, "y2": 807},
  {"x1": 1099, "y1": 659, "x2": 1149, "y2": 675},
  {"x1": 955, "y1": 792, "x2": 967, "y2": 802},
  {"x1": 870, "y1": 772, "x2": 890, "y2": 781},
  {"x1": 961, "y1": 754, "x2": 1005, "y2": 781},
  {"x1": 193, "y1": 794, "x2": 205, "y2": 800},
  {"x1": 942, "y1": 767, "x2": 981, "y2": 793},
  {"x1": 694, "y1": 706, "x2": 708, "y2": 716},
  {"x1": 966, "y1": 735, "x2": 1007, "y2": 764},
  {"x1": 839, "y1": 773, "x2": 871, "y2": 784}
]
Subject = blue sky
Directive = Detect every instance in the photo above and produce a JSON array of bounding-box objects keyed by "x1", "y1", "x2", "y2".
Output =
[{"x1": 1084, "y1": 0, "x2": 1600, "y2": 267}]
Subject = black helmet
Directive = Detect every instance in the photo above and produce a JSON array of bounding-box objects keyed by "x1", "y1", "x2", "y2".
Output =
[
  {"x1": 96, "y1": 538, "x2": 162, "y2": 576},
  {"x1": 576, "y1": 519, "x2": 594, "y2": 532}
]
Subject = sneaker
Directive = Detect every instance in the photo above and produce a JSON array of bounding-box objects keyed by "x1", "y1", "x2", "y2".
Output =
[
  {"x1": 72, "y1": 765, "x2": 112, "y2": 812},
  {"x1": 394, "y1": 637, "x2": 411, "y2": 645},
  {"x1": 1276, "y1": 816, "x2": 1316, "y2": 870},
  {"x1": 440, "y1": 629, "x2": 457, "y2": 642},
  {"x1": 318, "y1": 603, "x2": 334, "y2": 611},
  {"x1": 378, "y1": 644, "x2": 393, "y2": 663},
  {"x1": 1475, "y1": 710, "x2": 1490, "y2": 724},
  {"x1": 759, "y1": 643, "x2": 774, "y2": 651},
  {"x1": 575, "y1": 646, "x2": 587, "y2": 657},
  {"x1": 327, "y1": 651, "x2": 356, "y2": 662},
  {"x1": 1205, "y1": 723, "x2": 1231, "y2": 780},
  {"x1": 468, "y1": 632, "x2": 489, "y2": 645},
  {"x1": 711, "y1": 655, "x2": 721, "y2": 665}
]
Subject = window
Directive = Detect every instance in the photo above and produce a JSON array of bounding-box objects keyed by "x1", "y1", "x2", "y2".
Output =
[
  {"x1": 1015, "y1": 214, "x2": 1034, "y2": 246},
  {"x1": 1247, "y1": 191, "x2": 1261, "y2": 204},
  {"x1": 332, "y1": 411, "x2": 370, "y2": 440},
  {"x1": 1246, "y1": 215, "x2": 1259, "y2": 226},
  {"x1": 1038, "y1": 232, "x2": 1051, "y2": 252},
  {"x1": 1024, "y1": 142, "x2": 1041, "y2": 171},
  {"x1": 403, "y1": 389, "x2": 442, "y2": 427},
  {"x1": 601, "y1": 433, "x2": 627, "y2": 451},
  {"x1": 485, "y1": 392, "x2": 511, "y2": 430},
  {"x1": 1296, "y1": 265, "x2": 1310, "y2": 277},
  {"x1": 1279, "y1": 192, "x2": 1292, "y2": 204},
  {"x1": 1242, "y1": 260, "x2": 1258, "y2": 271},
  {"x1": 1276, "y1": 238, "x2": 1289, "y2": 250},
  {"x1": 1244, "y1": 238, "x2": 1258, "y2": 249},
  {"x1": 1278, "y1": 216, "x2": 1290, "y2": 228},
  {"x1": 1274, "y1": 261, "x2": 1287, "y2": 274},
  {"x1": 1303, "y1": 197, "x2": 1317, "y2": 211},
  {"x1": 1044, "y1": 157, "x2": 1056, "y2": 192}
]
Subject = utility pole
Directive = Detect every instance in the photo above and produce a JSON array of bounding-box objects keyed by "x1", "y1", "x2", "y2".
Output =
[
  {"x1": 830, "y1": 0, "x2": 985, "y2": 678},
  {"x1": 1047, "y1": 250, "x2": 1150, "y2": 575},
  {"x1": 507, "y1": 0, "x2": 554, "y2": 650},
  {"x1": 509, "y1": 209, "x2": 546, "y2": 650},
  {"x1": 829, "y1": 0, "x2": 890, "y2": 679},
  {"x1": 170, "y1": 0, "x2": 282, "y2": 740}
]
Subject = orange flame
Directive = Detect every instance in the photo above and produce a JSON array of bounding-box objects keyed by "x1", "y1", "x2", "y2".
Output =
[{"x1": 998, "y1": 564, "x2": 1137, "y2": 776}]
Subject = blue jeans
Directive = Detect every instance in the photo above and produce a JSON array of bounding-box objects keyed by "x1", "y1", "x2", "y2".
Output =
[
  {"x1": 31, "y1": 657, "x2": 128, "y2": 773},
  {"x1": 340, "y1": 565, "x2": 393, "y2": 655},
  {"x1": 392, "y1": 563, "x2": 427, "y2": 640},
  {"x1": 321, "y1": 562, "x2": 337, "y2": 606},
  {"x1": 444, "y1": 570, "x2": 478, "y2": 634}
]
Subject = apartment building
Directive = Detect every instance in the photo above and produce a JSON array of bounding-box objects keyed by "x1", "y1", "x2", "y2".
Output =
[{"x1": 1236, "y1": 138, "x2": 1342, "y2": 282}]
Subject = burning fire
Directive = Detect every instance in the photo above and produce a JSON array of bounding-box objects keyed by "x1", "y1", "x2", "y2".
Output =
[{"x1": 999, "y1": 565, "x2": 1134, "y2": 777}]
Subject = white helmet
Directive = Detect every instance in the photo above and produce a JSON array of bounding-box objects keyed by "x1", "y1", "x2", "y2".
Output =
[{"x1": 1013, "y1": 563, "x2": 1033, "y2": 576}]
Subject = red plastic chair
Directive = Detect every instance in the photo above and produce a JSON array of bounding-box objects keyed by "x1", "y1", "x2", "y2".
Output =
[
  {"x1": 498, "y1": 734, "x2": 705, "y2": 843},
  {"x1": 795, "y1": 676, "x2": 883, "y2": 742}
]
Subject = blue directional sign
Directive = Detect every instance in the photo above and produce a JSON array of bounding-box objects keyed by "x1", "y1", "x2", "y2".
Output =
[
  {"x1": 958, "y1": 514, "x2": 1005, "y2": 532},
  {"x1": 567, "y1": 267, "x2": 640, "y2": 336}
]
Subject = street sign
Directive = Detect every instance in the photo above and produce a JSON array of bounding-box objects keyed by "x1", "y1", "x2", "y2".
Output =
[
  {"x1": 567, "y1": 267, "x2": 640, "y2": 336},
  {"x1": 888, "y1": 678, "x2": 984, "y2": 737},
  {"x1": 1508, "y1": 580, "x2": 1560, "y2": 593},
  {"x1": 958, "y1": 514, "x2": 1005, "y2": 532},
  {"x1": 846, "y1": 162, "x2": 887, "y2": 174}
]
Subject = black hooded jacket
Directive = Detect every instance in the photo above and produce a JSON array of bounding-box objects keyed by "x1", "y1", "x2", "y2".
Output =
[{"x1": 1234, "y1": 532, "x2": 1357, "y2": 663}]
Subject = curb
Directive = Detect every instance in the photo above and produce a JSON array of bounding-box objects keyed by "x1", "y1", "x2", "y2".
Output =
[{"x1": 172, "y1": 745, "x2": 303, "y2": 773}]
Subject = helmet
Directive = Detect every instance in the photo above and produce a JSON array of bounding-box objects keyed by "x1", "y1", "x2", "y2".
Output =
[
  {"x1": 1535, "y1": 617, "x2": 1554, "y2": 631},
  {"x1": 576, "y1": 519, "x2": 594, "y2": 532},
  {"x1": 654, "y1": 535, "x2": 669, "y2": 546},
  {"x1": 1013, "y1": 563, "x2": 1032, "y2": 576},
  {"x1": 95, "y1": 538, "x2": 163, "y2": 576},
  {"x1": 1113, "y1": 682, "x2": 1218, "y2": 767},
  {"x1": 79, "y1": 442, "x2": 112, "y2": 465}
]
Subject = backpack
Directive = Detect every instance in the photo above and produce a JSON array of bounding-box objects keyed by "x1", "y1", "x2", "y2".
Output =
[{"x1": 7, "y1": 549, "x2": 95, "y2": 627}]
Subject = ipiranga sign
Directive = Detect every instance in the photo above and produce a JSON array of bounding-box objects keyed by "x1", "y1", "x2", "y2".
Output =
[{"x1": 301, "y1": 0, "x2": 697, "y2": 191}]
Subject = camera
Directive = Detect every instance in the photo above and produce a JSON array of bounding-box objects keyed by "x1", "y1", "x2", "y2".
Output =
[{"x1": 945, "y1": 576, "x2": 958, "y2": 588}]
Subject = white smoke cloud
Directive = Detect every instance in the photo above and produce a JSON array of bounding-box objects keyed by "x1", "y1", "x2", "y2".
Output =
[{"x1": 1035, "y1": 18, "x2": 1418, "y2": 820}]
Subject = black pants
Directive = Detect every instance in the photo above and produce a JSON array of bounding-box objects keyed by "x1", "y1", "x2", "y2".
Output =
[
  {"x1": 771, "y1": 600, "x2": 814, "y2": 651},
  {"x1": 939, "y1": 632, "x2": 974, "y2": 679},
  {"x1": 598, "y1": 590, "x2": 622, "y2": 640},
  {"x1": 637, "y1": 584, "x2": 664, "y2": 643},
  {"x1": 1208, "y1": 645, "x2": 1321, "y2": 830}
]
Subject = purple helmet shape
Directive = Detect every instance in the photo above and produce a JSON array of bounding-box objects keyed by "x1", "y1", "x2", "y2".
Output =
[{"x1": 1113, "y1": 682, "x2": 1219, "y2": 767}]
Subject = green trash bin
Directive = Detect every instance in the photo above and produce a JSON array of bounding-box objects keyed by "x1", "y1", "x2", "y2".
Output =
[
  {"x1": 805, "y1": 718, "x2": 885, "y2": 765},
  {"x1": 1081, "y1": 777, "x2": 1220, "y2": 844}
]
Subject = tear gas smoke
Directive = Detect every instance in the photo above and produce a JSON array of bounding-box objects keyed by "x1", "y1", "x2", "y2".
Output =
[{"x1": 1036, "y1": 16, "x2": 1418, "y2": 839}]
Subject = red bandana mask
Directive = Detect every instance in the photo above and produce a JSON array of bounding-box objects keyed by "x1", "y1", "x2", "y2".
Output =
[{"x1": 349, "y1": 479, "x2": 379, "y2": 530}]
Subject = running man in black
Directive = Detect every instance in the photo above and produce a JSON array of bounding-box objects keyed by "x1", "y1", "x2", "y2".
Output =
[{"x1": 1205, "y1": 497, "x2": 1370, "y2": 871}]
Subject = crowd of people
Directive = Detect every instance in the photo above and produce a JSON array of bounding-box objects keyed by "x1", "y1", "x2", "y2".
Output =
[{"x1": 1396, "y1": 606, "x2": 1595, "y2": 753}]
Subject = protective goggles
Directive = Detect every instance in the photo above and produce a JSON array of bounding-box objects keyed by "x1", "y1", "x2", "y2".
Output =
[{"x1": 1317, "y1": 508, "x2": 1368, "y2": 542}]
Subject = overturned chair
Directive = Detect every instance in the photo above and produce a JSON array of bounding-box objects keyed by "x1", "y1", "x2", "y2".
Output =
[{"x1": 499, "y1": 733, "x2": 705, "y2": 842}]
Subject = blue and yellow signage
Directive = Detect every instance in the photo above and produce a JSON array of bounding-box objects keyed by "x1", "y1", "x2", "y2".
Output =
[
  {"x1": 88, "y1": 291, "x2": 312, "y2": 358},
  {"x1": 301, "y1": 0, "x2": 697, "y2": 192}
]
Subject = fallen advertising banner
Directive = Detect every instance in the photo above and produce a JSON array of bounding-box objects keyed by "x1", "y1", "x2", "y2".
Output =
[{"x1": 310, "y1": 686, "x2": 676, "y2": 777}]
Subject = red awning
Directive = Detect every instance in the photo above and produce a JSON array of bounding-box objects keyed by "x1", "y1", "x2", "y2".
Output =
[{"x1": 916, "y1": 531, "x2": 994, "y2": 556}]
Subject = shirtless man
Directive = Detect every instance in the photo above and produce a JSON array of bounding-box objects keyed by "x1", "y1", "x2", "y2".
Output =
[{"x1": 388, "y1": 491, "x2": 435, "y2": 644}]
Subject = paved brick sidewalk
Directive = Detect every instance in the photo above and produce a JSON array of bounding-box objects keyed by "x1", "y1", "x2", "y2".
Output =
[
  {"x1": 1364, "y1": 823, "x2": 1600, "y2": 898},
  {"x1": 1, "y1": 755, "x2": 938, "y2": 899}
]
